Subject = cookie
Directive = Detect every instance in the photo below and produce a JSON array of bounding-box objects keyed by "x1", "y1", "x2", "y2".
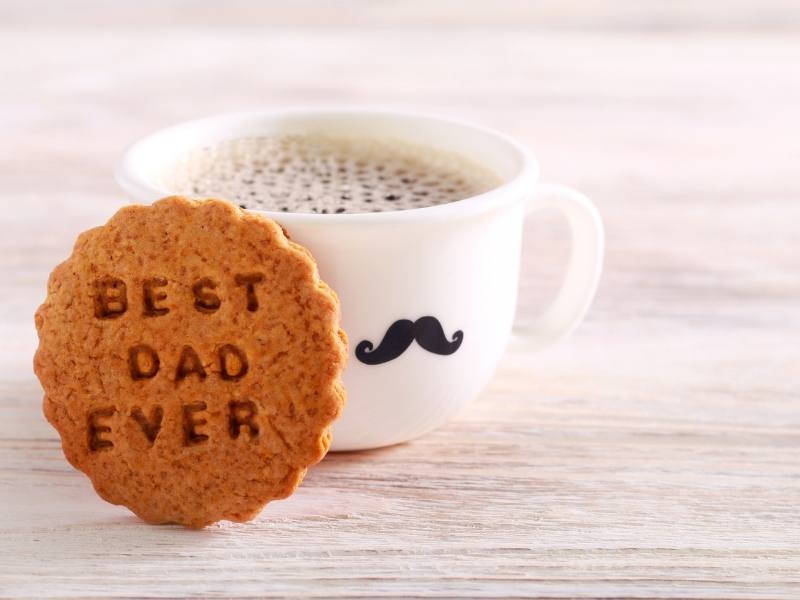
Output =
[{"x1": 34, "y1": 197, "x2": 347, "y2": 527}]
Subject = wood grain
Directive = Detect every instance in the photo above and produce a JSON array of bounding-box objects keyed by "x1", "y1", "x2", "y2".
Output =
[{"x1": 1, "y1": 1, "x2": 799, "y2": 598}]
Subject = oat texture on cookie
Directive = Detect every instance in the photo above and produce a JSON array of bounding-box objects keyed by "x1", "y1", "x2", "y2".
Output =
[{"x1": 34, "y1": 197, "x2": 347, "y2": 528}]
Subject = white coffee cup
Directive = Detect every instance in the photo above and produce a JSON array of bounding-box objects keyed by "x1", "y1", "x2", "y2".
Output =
[{"x1": 115, "y1": 109, "x2": 604, "y2": 451}]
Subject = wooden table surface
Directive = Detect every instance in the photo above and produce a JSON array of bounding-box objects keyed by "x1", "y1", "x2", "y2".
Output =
[{"x1": 1, "y1": 1, "x2": 799, "y2": 598}]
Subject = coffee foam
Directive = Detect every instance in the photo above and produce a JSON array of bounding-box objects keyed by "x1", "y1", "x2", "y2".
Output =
[{"x1": 157, "y1": 134, "x2": 502, "y2": 214}]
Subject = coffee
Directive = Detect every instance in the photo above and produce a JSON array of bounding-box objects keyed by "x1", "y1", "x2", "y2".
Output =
[{"x1": 158, "y1": 134, "x2": 501, "y2": 214}]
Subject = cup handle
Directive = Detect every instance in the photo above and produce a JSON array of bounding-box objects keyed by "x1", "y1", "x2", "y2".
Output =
[{"x1": 516, "y1": 182, "x2": 605, "y2": 347}]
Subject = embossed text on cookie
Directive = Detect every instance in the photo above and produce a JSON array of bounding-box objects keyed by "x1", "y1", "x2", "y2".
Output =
[
  {"x1": 93, "y1": 272, "x2": 265, "y2": 318},
  {"x1": 87, "y1": 400, "x2": 261, "y2": 451},
  {"x1": 87, "y1": 273, "x2": 265, "y2": 451}
]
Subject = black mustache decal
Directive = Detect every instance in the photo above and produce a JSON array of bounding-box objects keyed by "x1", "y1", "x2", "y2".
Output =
[{"x1": 356, "y1": 316, "x2": 464, "y2": 365}]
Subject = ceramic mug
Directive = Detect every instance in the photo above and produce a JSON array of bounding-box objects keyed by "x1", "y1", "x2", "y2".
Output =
[{"x1": 115, "y1": 109, "x2": 604, "y2": 451}]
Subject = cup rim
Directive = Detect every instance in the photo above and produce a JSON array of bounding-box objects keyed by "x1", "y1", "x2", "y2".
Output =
[{"x1": 114, "y1": 107, "x2": 540, "y2": 223}]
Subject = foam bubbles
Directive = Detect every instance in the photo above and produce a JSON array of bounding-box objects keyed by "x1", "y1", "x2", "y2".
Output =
[{"x1": 158, "y1": 134, "x2": 501, "y2": 214}]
